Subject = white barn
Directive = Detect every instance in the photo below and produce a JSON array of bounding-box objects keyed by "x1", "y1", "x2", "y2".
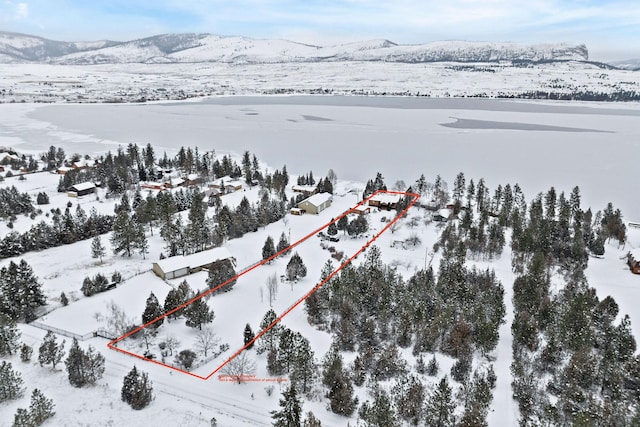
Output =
[{"x1": 152, "y1": 247, "x2": 235, "y2": 280}]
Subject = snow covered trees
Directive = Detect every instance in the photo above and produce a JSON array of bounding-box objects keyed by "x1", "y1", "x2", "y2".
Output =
[
  {"x1": 141, "y1": 292, "x2": 164, "y2": 328},
  {"x1": 0, "y1": 314, "x2": 21, "y2": 357},
  {"x1": 243, "y1": 324, "x2": 255, "y2": 349},
  {"x1": 90, "y1": 235, "x2": 106, "y2": 263},
  {"x1": 0, "y1": 361, "x2": 24, "y2": 402},
  {"x1": 277, "y1": 232, "x2": 290, "y2": 256},
  {"x1": 12, "y1": 388, "x2": 54, "y2": 427},
  {"x1": 110, "y1": 209, "x2": 147, "y2": 258},
  {"x1": 37, "y1": 331, "x2": 65, "y2": 370},
  {"x1": 271, "y1": 384, "x2": 302, "y2": 427},
  {"x1": 184, "y1": 293, "x2": 214, "y2": 330},
  {"x1": 221, "y1": 352, "x2": 256, "y2": 384},
  {"x1": 206, "y1": 259, "x2": 237, "y2": 293},
  {"x1": 65, "y1": 338, "x2": 105, "y2": 387},
  {"x1": 121, "y1": 366, "x2": 153, "y2": 410},
  {"x1": 286, "y1": 252, "x2": 307, "y2": 282},
  {"x1": 262, "y1": 236, "x2": 276, "y2": 262},
  {"x1": 0, "y1": 259, "x2": 46, "y2": 322}
]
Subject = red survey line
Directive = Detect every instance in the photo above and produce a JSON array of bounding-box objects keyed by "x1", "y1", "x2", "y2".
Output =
[{"x1": 107, "y1": 190, "x2": 419, "y2": 380}]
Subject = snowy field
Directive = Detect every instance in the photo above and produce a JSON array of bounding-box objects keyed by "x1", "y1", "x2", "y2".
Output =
[{"x1": 1, "y1": 96, "x2": 640, "y2": 426}]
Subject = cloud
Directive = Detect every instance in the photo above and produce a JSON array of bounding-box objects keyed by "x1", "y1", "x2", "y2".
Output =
[{"x1": 1, "y1": 0, "x2": 28, "y2": 21}]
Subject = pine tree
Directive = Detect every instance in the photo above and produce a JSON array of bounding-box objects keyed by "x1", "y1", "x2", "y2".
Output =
[
  {"x1": 186, "y1": 189, "x2": 209, "y2": 253},
  {"x1": 257, "y1": 309, "x2": 282, "y2": 355},
  {"x1": 38, "y1": 331, "x2": 65, "y2": 369},
  {"x1": 271, "y1": 384, "x2": 302, "y2": 427},
  {"x1": 60, "y1": 292, "x2": 68, "y2": 306},
  {"x1": 0, "y1": 361, "x2": 24, "y2": 402},
  {"x1": 184, "y1": 294, "x2": 214, "y2": 330},
  {"x1": 110, "y1": 210, "x2": 136, "y2": 257},
  {"x1": 65, "y1": 338, "x2": 105, "y2": 387},
  {"x1": 142, "y1": 292, "x2": 164, "y2": 328},
  {"x1": 163, "y1": 288, "x2": 184, "y2": 320},
  {"x1": 327, "y1": 219, "x2": 338, "y2": 236},
  {"x1": 206, "y1": 259, "x2": 237, "y2": 293},
  {"x1": 0, "y1": 260, "x2": 46, "y2": 321},
  {"x1": 286, "y1": 252, "x2": 307, "y2": 282},
  {"x1": 0, "y1": 313, "x2": 21, "y2": 356},
  {"x1": 29, "y1": 388, "x2": 55, "y2": 425},
  {"x1": 262, "y1": 236, "x2": 276, "y2": 262},
  {"x1": 91, "y1": 235, "x2": 106, "y2": 263},
  {"x1": 277, "y1": 232, "x2": 290, "y2": 256},
  {"x1": 243, "y1": 323, "x2": 255, "y2": 349},
  {"x1": 12, "y1": 407, "x2": 31, "y2": 427},
  {"x1": 121, "y1": 366, "x2": 153, "y2": 410},
  {"x1": 337, "y1": 215, "x2": 349, "y2": 235},
  {"x1": 359, "y1": 387, "x2": 399, "y2": 427},
  {"x1": 20, "y1": 344, "x2": 32, "y2": 363},
  {"x1": 424, "y1": 376, "x2": 456, "y2": 427}
]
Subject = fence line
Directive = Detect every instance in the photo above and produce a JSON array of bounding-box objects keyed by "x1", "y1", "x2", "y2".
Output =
[{"x1": 29, "y1": 321, "x2": 94, "y2": 341}]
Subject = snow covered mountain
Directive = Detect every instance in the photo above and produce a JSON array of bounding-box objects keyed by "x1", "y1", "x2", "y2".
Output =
[
  {"x1": 0, "y1": 31, "x2": 588, "y2": 65},
  {"x1": 611, "y1": 58, "x2": 640, "y2": 71},
  {"x1": 0, "y1": 31, "x2": 118, "y2": 63}
]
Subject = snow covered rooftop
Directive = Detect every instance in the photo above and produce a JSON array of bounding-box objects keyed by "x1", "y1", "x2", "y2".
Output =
[
  {"x1": 292, "y1": 185, "x2": 316, "y2": 193},
  {"x1": 70, "y1": 181, "x2": 95, "y2": 192},
  {"x1": 369, "y1": 193, "x2": 402, "y2": 204},
  {"x1": 154, "y1": 247, "x2": 234, "y2": 274},
  {"x1": 303, "y1": 192, "x2": 332, "y2": 207}
]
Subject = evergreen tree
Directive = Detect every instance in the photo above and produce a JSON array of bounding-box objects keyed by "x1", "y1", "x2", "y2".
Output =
[
  {"x1": 163, "y1": 287, "x2": 185, "y2": 320},
  {"x1": 359, "y1": 387, "x2": 400, "y2": 427},
  {"x1": 286, "y1": 252, "x2": 307, "y2": 282},
  {"x1": 20, "y1": 344, "x2": 32, "y2": 363},
  {"x1": 206, "y1": 259, "x2": 237, "y2": 293},
  {"x1": 0, "y1": 361, "x2": 24, "y2": 402},
  {"x1": 38, "y1": 331, "x2": 65, "y2": 369},
  {"x1": 424, "y1": 376, "x2": 456, "y2": 427},
  {"x1": 262, "y1": 236, "x2": 276, "y2": 262},
  {"x1": 142, "y1": 292, "x2": 164, "y2": 328},
  {"x1": 0, "y1": 313, "x2": 21, "y2": 356},
  {"x1": 243, "y1": 323, "x2": 255, "y2": 349},
  {"x1": 327, "y1": 220, "x2": 338, "y2": 237},
  {"x1": 91, "y1": 235, "x2": 106, "y2": 263},
  {"x1": 29, "y1": 388, "x2": 55, "y2": 425},
  {"x1": 65, "y1": 338, "x2": 105, "y2": 387},
  {"x1": 12, "y1": 408, "x2": 31, "y2": 427},
  {"x1": 277, "y1": 232, "x2": 290, "y2": 256},
  {"x1": 60, "y1": 292, "x2": 68, "y2": 307},
  {"x1": 110, "y1": 210, "x2": 136, "y2": 257},
  {"x1": 257, "y1": 309, "x2": 282, "y2": 355},
  {"x1": 0, "y1": 259, "x2": 46, "y2": 321},
  {"x1": 271, "y1": 384, "x2": 302, "y2": 427},
  {"x1": 184, "y1": 294, "x2": 214, "y2": 330},
  {"x1": 186, "y1": 189, "x2": 209, "y2": 253},
  {"x1": 347, "y1": 215, "x2": 368, "y2": 237},
  {"x1": 121, "y1": 366, "x2": 153, "y2": 410}
]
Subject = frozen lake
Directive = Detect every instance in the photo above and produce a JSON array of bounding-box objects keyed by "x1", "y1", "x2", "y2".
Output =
[{"x1": 2, "y1": 96, "x2": 640, "y2": 220}]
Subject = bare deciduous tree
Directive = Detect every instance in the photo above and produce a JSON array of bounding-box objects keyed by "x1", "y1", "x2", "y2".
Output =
[
  {"x1": 165, "y1": 336, "x2": 180, "y2": 356},
  {"x1": 194, "y1": 327, "x2": 219, "y2": 357},
  {"x1": 221, "y1": 352, "x2": 256, "y2": 384},
  {"x1": 94, "y1": 301, "x2": 136, "y2": 337},
  {"x1": 266, "y1": 273, "x2": 278, "y2": 307}
]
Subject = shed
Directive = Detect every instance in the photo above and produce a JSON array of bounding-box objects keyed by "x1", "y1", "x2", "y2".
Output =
[
  {"x1": 292, "y1": 185, "x2": 317, "y2": 196},
  {"x1": 290, "y1": 207, "x2": 304, "y2": 216},
  {"x1": 298, "y1": 192, "x2": 332, "y2": 215},
  {"x1": 354, "y1": 205, "x2": 371, "y2": 215},
  {"x1": 68, "y1": 182, "x2": 96, "y2": 197},
  {"x1": 152, "y1": 247, "x2": 235, "y2": 280},
  {"x1": 628, "y1": 249, "x2": 640, "y2": 274},
  {"x1": 432, "y1": 208, "x2": 451, "y2": 223}
]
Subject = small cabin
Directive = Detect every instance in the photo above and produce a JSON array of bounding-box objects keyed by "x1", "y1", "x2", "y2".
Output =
[
  {"x1": 68, "y1": 182, "x2": 96, "y2": 197},
  {"x1": 627, "y1": 250, "x2": 640, "y2": 274}
]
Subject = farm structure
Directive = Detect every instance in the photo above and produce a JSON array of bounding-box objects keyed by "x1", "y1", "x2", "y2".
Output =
[
  {"x1": 297, "y1": 192, "x2": 332, "y2": 214},
  {"x1": 152, "y1": 247, "x2": 235, "y2": 280},
  {"x1": 68, "y1": 182, "x2": 96, "y2": 197}
]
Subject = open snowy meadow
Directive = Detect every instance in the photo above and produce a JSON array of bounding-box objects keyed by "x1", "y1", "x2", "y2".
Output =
[{"x1": 1, "y1": 96, "x2": 640, "y2": 425}]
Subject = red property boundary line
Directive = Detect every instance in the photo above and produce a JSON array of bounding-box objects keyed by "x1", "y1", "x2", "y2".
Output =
[{"x1": 107, "y1": 190, "x2": 419, "y2": 380}]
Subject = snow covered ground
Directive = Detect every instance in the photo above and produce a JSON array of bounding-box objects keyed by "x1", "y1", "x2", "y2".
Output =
[
  {"x1": 1, "y1": 96, "x2": 640, "y2": 425},
  {"x1": 0, "y1": 60, "x2": 638, "y2": 103}
]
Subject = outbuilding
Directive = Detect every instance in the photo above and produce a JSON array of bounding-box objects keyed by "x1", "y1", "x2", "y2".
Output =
[
  {"x1": 298, "y1": 192, "x2": 332, "y2": 215},
  {"x1": 368, "y1": 193, "x2": 402, "y2": 210},
  {"x1": 627, "y1": 249, "x2": 640, "y2": 274},
  {"x1": 68, "y1": 182, "x2": 96, "y2": 197},
  {"x1": 152, "y1": 247, "x2": 235, "y2": 280}
]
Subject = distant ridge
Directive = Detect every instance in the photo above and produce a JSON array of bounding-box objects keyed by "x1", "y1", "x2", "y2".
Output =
[{"x1": 0, "y1": 31, "x2": 589, "y2": 65}]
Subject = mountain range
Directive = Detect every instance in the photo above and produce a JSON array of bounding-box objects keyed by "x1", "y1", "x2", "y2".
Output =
[{"x1": 0, "y1": 31, "x2": 590, "y2": 65}]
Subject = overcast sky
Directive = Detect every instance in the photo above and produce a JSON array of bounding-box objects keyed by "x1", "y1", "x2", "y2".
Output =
[{"x1": 1, "y1": 0, "x2": 639, "y2": 61}]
